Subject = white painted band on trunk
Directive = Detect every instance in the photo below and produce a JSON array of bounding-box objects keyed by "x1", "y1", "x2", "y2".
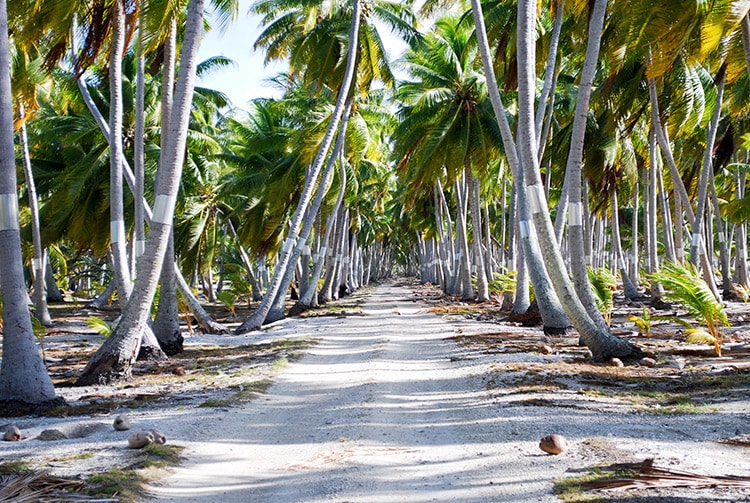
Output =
[
  {"x1": 301, "y1": 245, "x2": 311, "y2": 255},
  {"x1": 283, "y1": 237, "x2": 295, "y2": 253},
  {"x1": 152, "y1": 194, "x2": 176, "y2": 224},
  {"x1": 294, "y1": 237, "x2": 307, "y2": 252},
  {"x1": 718, "y1": 231, "x2": 725, "y2": 243},
  {"x1": 527, "y1": 184, "x2": 546, "y2": 214},
  {"x1": 319, "y1": 246, "x2": 327, "y2": 258},
  {"x1": 135, "y1": 240, "x2": 146, "y2": 258},
  {"x1": 692, "y1": 233, "x2": 702, "y2": 246},
  {"x1": 519, "y1": 220, "x2": 530, "y2": 239},
  {"x1": 32, "y1": 257, "x2": 43, "y2": 272},
  {"x1": 568, "y1": 202, "x2": 583, "y2": 226},
  {"x1": 471, "y1": 265, "x2": 477, "y2": 274},
  {"x1": 0, "y1": 194, "x2": 19, "y2": 230},
  {"x1": 110, "y1": 220, "x2": 125, "y2": 243}
]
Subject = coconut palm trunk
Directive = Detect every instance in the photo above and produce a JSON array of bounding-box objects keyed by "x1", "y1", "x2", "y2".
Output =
[
  {"x1": 557, "y1": 0, "x2": 611, "y2": 329},
  {"x1": 466, "y1": 163, "x2": 489, "y2": 301},
  {"x1": 0, "y1": 0, "x2": 60, "y2": 410},
  {"x1": 18, "y1": 104, "x2": 52, "y2": 326},
  {"x1": 516, "y1": 0, "x2": 639, "y2": 360},
  {"x1": 236, "y1": 0, "x2": 362, "y2": 333},
  {"x1": 267, "y1": 103, "x2": 351, "y2": 321},
  {"x1": 689, "y1": 70, "x2": 725, "y2": 268},
  {"x1": 647, "y1": 74, "x2": 720, "y2": 299},
  {"x1": 107, "y1": 0, "x2": 132, "y2": 306},
  {"x1": 77, "y1": 0, "x2": 206, "y2": 385},
  {"x1": 470, "y1": 0, "x2": 570, "y2": 332},
  {"x1": 610, "y1": 190, "x2": 639, "y2": 299},
  {"x1": 73, "y1": 44, "x2": 227, "y2": 335},
  {"x1": 298, "y1": 109, "x2": 351, "y2": 309},
  {"x1": 152, "y1": 19, "x2": 184, "y2": 353}
]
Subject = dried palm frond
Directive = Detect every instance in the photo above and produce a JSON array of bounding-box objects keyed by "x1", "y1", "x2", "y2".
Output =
[
  {"x1": 0, "y1": 469, "x2": 114, "y2": 502},
  {"x1": 579, "y1": 458, "x2": 750, "y2": 491}
]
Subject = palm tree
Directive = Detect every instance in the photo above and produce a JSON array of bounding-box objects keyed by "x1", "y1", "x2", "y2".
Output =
[
  {"x1": 0, "y1": 0, "x2": 60, "y2": 411},
  {"x1": 236, "y1": 0, "x2": 364, "y2": 333},
  {"x1": 516, "y1": 0, "x2": 639, "y2": 360},
  {"x1": 393, "y1": 14, "x2": 501, "y2": 301},
  {"x1": 77, "y1": 0, "x2": 207, "y2": 385}
]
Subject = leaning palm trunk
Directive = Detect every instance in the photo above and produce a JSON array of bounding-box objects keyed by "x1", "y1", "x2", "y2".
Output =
[
  {"x1": 19, "y1": 104, "x2": 52, "y2": 325},
  {"x1": 0, "y1": 0, "x2": 60, "y2": 409},
  {"x1": 267, "y1": 103, "x2": 350, "y2": 321},
  {"x1": 236, "y1": 0, "x2": 362, "y2": 333},
  {"x1": 74, "y1": 66, "x2": 227, "y2": 334},
  {"x1": 471, "y1": 0, "x2": 569, "y2": 331},
  {"x1": 152, "y1": 20, "x2": 183, "y2": 354},
  {"x1": 466, "y1": 164, "x2": 489, "y2": 301},
  {"x1": 107, "y1": 0, "x2": 132, "y2": 306},
  {"x1": 557, "y1": 0, "x2": 611, "y2": 329},
  {"x1": 298, "y1": 111, "x2": 351, "y2": 309},
  {"x1": 689, "y1": 71, "x2": 725, "y2": 269},
  {"x1": 77, "y1": 0, "x2": 205, "y2": 385},
  {"x1": 648, "y1": 74, "x2": 720, "y2": 299},
  {"x1": 516, "y1": 0, "x2": 639, "y2": 360},
  {"x1": 514, "y1": 164, "x2": 570, "y2": 331}
]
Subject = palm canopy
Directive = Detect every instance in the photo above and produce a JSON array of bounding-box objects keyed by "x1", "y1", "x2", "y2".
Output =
[
  {"x1": 253, "y1": 0, "x2": 420, "y2": 93},
  {"x1": 393, "y1": 14, "x2": 502, "y2": 201}
]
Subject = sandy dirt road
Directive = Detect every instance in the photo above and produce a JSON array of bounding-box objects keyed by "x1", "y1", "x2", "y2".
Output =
[{"x1": 147, "y1": 284, "x2": 750, "y2": 502}]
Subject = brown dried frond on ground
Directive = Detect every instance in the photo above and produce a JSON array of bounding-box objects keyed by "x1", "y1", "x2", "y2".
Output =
[
  {"x1": 579, "y1": 458, "x2": 750, "y2": 491},
  {"x1": 0, "y1": 469, "x2": 110, "y2": 502}
]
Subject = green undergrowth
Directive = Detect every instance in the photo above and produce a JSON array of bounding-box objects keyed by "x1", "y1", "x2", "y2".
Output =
[
  {"x1": 553, "y1": 467, "x2": 628, "y2": 502},
  {"x1": 0, "y1": 444, "x2": 184, "y2": 501},
  {"x1": 199, "y1": 378, "x2": 274, "y2": 407},
  {"x1": 85, "y1": 443, "x2": 185, "y2": 500}
]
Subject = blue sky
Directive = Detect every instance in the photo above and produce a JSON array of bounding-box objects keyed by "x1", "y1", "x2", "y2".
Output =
[
  {"x1": 196, "y1": 0, "x2": 410, "y2": 112},
  {"x1": 197, "y1": 0, "x2": 286, "y2": 112}
]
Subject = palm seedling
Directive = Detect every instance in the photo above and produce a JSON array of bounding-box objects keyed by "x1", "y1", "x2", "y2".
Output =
[
  {"x1": 649, "y1": 261, "x2": 729, "y2": 356},
  {"x1": 588, "y1": 267, "x2": 617, "y2": 326}
]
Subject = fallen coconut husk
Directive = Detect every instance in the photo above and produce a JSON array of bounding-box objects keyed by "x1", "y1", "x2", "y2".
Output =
[{"x1": 578, "y1": 458, "x2": 750, "y2": 491}]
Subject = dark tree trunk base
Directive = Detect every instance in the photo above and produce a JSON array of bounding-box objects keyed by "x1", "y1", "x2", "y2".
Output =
[
  {"x1": 197, "y1": 319, "x2": 231, "y2": 334},
  {"x1": 157, "y1": 332, "x2": 184, "y2": 356},
  {"x1": 264, "y1": 307, "x2": 285, "y2": 325},
  {"x1": 287, "y1": 302, "x2": 309, "y2": 318},
  {"x1": 138, "y1": 345, "x2": 170, "y2": 361},
  {"x1": 649, "y1": 297, "x2": 672, "y2": 311},
  {"x1": 76, "y1": 354, "x2": 132, "y2": 386},
  {"x1": 543, "y1": 324, "x2": 572, "y2": 336},
  {"x1": 0, "y1": 397, "x2": 66, "y2": 417},
  {"x1": 589, "y1": 340, "x2": 646, "y2": 363}
]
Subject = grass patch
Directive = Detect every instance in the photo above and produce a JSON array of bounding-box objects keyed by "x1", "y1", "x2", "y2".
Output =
[
  {"x1": 48, "y1": 451, "x2": 96, "y2": 463},
  {"x1": 553, "y1": 468, "x2": 623, "y2": 502},
  {"x1": 199, "y1": 379, "x2": 274, "y2": 408},
  {"x1": 85, "y1": 444, "x2": 184, "y2": 500},
  {"x1": 0, "y1": 461, "x2": 30, "y2": 473}
]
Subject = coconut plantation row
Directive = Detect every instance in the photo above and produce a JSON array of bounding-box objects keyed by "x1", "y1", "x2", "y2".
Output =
[{"x1": 1, "y1": 0, "x2": 750, "y2": 413}]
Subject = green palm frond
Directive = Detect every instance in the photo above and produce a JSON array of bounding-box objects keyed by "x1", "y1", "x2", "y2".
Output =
[
  {"x1": 649, "y1": 261, "x2": 729, "y2": 355},
  {"x1": 588, "y1": 267, "x2": 616, "y2": 325}
]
